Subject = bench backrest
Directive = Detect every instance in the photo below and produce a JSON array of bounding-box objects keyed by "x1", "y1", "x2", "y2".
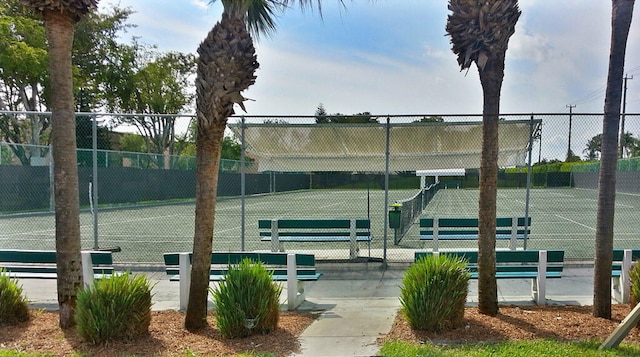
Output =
[
  {"x1": 0, "y1": 249, "x2": 114, "y2": 274},
  {"x1": 163, "y1": 252, "x2": 317, "y2": 278},
  {"x1": 419, "y1": 217, "x2": 531, "y2": 236},
  {"x1": 420, "y1": 217, "x2": 531, "y2": 228},
  {"x1": 258, "y1": 219, "x2": 372, "y2": 239},
  {"x1": 612, "y1": 249, "x2": 640, "y2": 271},
  {"x1": 258, "y1": 219, "x2": 370, "y2": 229},
  {"x1": 414, "y1": 250, "x2": 564, "y2": 275}
]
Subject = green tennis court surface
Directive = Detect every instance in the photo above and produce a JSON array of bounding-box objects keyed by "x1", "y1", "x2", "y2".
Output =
[{"x1": 1, "y1": 188, "x2": 638, "y2": 264}]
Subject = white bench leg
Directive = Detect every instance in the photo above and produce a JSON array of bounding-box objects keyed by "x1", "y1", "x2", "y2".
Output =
[
  {"x1": 286, "y1": 253, "x2": 304, "y2": 310},
  {"x1": 622, "y1": 249, "x2": 632, "y2": 304},
  {"x1": 179, "y1": 253, "x2": 191, "y2": 311},
  {"x1": 271, "y1": 219, "x2": 282, "y2": 252},
  {"x1": 535, "y1": 250, "x2": 547, "y2": 305},
  {"x1": 349, "y1": 219, "x2": 358, "y2": 259},
  {"x1": 81, "y1": 251, "x2": 94, "y2": 287}
]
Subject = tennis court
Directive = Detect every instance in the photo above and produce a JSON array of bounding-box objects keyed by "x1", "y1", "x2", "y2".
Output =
[{"x1": 1, "y1": 187, "x2": 638, "y2": 264}]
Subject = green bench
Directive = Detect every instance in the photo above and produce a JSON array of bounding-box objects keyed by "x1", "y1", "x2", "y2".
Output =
[
  {"x1": 419, "y1": 217, "x2": 531, "y2": 251},
  {"x1": 611, "y1": 249, "x2": 640, "y2": 303},
  {"x1": 0, "y1": 249, "x2": 116, "y2": 286},
  {"x1": 163, "y1": 251, "x2": 322, "y2": 310},
  {"x1": 414, "y1": 249, "x2": 564, "y2": 305},
  {"x1": 258, "y1": 219, "x2": 373, "y2": 259}
]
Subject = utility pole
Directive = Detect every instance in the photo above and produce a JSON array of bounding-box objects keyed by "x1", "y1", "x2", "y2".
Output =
[
  {"x1": 619, "y1": 74, "x2": 633, "y2": 158},
  {"x1": 566, "y1": 104, "x2": 576, "y2": 161}
]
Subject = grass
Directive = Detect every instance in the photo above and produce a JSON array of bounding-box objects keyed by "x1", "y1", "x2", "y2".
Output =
[{"x1": 379, "y1": 340, "x2": 640, "y2": 356}]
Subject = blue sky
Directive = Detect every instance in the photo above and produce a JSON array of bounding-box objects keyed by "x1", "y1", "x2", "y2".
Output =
[{"x1": 107, "y1": 0, "x2": 640, "y2": 117}]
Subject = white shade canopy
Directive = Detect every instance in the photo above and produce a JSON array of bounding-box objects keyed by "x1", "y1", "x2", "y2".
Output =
[{"x1": 229, "y1": 120, "x2": 540, "y2": 173}]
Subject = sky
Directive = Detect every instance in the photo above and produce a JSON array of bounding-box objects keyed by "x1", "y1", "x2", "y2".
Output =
[
  {"x1": 105, "y1": 0, "x2": 640, "y2": 160},
  {"x1": 107, "y1": 0, "x2": 640, "y2": 115}
]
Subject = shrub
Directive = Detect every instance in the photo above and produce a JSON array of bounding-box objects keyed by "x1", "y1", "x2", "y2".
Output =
[
  {"x1": 211, "y1": 258, "x2": 283, "y2": 338},
  {"x1": 75, "y1": 272, "x2": 154, "y2": 344},
  {"x1": 0, "y1": 268, "x2": 30, "y2": 325},
  {"x1": 629, "y1": 261, "x2": 640, "y2": 306},
  {"x1": 400, "y1": 254, "x2": 469, "y2": 332}
]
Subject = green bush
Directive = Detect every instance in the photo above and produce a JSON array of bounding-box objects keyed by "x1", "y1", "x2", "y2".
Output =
[
  {"x1": 400, "y1": 254, "x2": 470, "y2": 332},
  {"x1": 0, "y1": 269, "x2": 30, "y2": 325},
  {"x1": 629, "y1": 261, "x2": 640, "y2": 306},
  {"x1": 211, "y1": 258, "x2": 283, "y2": 338},
  {"x1": 75, "y1": 272, "x2": 154, "y2": 344}
]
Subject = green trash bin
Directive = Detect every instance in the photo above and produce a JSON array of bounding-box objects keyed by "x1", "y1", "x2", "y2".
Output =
[{"x1": 389, "y1": 203, "x2": 402, "y2": 229}]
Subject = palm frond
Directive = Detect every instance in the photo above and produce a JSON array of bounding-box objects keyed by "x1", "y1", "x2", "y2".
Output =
[{"x1": 446, "y1": 0, "x2": 520, "y2": 72}]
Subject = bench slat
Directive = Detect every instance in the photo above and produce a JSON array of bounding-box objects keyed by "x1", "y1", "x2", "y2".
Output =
[{"x1": 0, "y1": 249, "x2": 116, "y2": 281}]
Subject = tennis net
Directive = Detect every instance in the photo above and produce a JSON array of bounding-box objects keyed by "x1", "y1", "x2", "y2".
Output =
[{"x1": 393, "y1": 183, "x2": 440, "y2": 244}]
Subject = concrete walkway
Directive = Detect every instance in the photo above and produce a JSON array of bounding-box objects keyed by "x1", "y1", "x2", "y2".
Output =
[{"x1": 19, "y1": 263, "x2": 597, "y2": 357}]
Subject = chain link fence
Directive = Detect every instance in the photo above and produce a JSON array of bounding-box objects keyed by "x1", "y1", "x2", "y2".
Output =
[{"x1": 1, "y1": 111, "x2": 639, "y2": 266}]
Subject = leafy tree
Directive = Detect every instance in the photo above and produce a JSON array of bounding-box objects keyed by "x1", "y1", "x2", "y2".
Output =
[
  {"x1": 413, "y1": 116, "x2": 444, "y2": 123},
  {"x1": 108, "y1": 48, "x2": 196, "y2": 159},
  {"x1": 314, "y1": 104, "x2": 378, "y2": 123},
  {"x1": 186, "y1": 0, "x2": 337, "y2": 330},
  {"x1": 21, "y1": 0, "x2": 97, "y2": 329},
  {"x1": 593, "y1": 0, "x2": 634, "y2": 320},
  {"x1": 0, "y1": 1, "x2": 133, "y2": 164},
  {"x1": 446, "y1": 0, "x2": 520, "y2": 316},
  {"x1": 0, "y1": 1, "x2": 49, "y2": 162},
  {"x1": 565, "y1": 149, "x2": 581, "y2": 162}
]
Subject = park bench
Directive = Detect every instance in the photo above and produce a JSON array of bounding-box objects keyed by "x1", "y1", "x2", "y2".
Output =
[
  {"x1": 163, "y1": 251, "x2": 322, "y2": 311},
  {"x1": 419, "y1": 217, "x2": 531, "y2": 251},
  {"x1": 0, "y1": 249, "x2": 116, "y2": 286},
  {"x1": 414, "y1": 249, "x2": 565, "y2": 305},
  {"x1": 258, "y1": 218, "x2": 373, "y2": 259},
  {"x1": 611, "y1": 249, "x2": 640, "y2": 303}
]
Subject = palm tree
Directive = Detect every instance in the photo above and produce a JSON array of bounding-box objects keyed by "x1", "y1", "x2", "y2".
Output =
[
  {"x1": 446, "y1": 0, "x2": 520, "y2": 316},
  {"x1": 186, "y1": 0, "x2": 338, "y2": 330},
  {"x1": 21, "y1": 0, "x2": 98, "y2": 328},
  {"x1": 593, "y1": 0, "x2": 634, "y2": 320},
  {"x1": 583, "y1": 134, "x2": 602, "y2": 160}
]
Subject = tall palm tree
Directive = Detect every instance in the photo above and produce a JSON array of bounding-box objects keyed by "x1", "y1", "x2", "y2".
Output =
[
  {"x1": 186, "y1": 0, "x2": 337, "y2": 330},
  {"x1": 21, "y1": 0, "x2": 98, "y2": 328},
  {"x1": 446, "y1": 0, "x2": 520, "y2": 316},
  {"x1": 593, "y1": 0, "x2": 634, "y2": 320}
]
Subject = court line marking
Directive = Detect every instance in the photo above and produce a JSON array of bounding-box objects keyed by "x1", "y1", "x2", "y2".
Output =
[
  {"x1": 554, "y1": 214, "x2": 596, "y2": 231},
  {"x1": 584, "y1": 199, "x2": 634, "y2": 208}
]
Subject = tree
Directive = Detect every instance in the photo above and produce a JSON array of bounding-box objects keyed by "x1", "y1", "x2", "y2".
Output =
[
  {"x1": 109, "y1": 49, "x2": 196, "y2": 160},
  {"x1": 584, "y1": 134, "x2": 602, "y2": 160},
  {"x1": 314, "y1": 104, "x2": 378, "y2": 123},
  {"x1": 413, "y1": 116, "x2": 444, "y2": 123},
  {"x1": 186, "y1": 0, "x2": 335, "y2": 330},
  {"x1": 0, "y1": 1, "x2": 134, "y2": 164},
  {"x1": 21, "y1": 0, "x2": 98, "y2": 328},
  {"x1": 0, "y1": 1, "x2": 49, "y2": 163},
  {"x1": 446, "y1": 0, "x2": 520, "y2": 316},
  {"x1": 593, "y1": 0, "x2": 634, "y2": 320}
]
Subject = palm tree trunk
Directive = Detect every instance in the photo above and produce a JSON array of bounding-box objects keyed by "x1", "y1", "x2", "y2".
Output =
[
  {"x1": 185, "y1": 121, "x2": 226, "y2": 330},
  {"x1": 44, "y1": 8, "x2": 83, "y2": 329},
  {"x1": 476, "y1": 54, "x2": 505, "y2": 317},
  {"x1": 593, "y1": 0, "x2": 635, "y2": 319}
]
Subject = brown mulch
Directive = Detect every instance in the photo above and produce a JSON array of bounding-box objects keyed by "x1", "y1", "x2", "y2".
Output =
[
  {"x1": 379, "y1": 304, "x2": 640, "y2": 345},
  {"x1": 0, "y1": 309, "x2": 318, "y2": 357},
  {"x1": 3, "y1": 305, "x2": 640, "y2": 356}
]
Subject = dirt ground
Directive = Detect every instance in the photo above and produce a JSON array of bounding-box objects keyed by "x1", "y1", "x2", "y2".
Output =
[{"x1": 2, "y1": 305, "x2": 640, "y2": 356}]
